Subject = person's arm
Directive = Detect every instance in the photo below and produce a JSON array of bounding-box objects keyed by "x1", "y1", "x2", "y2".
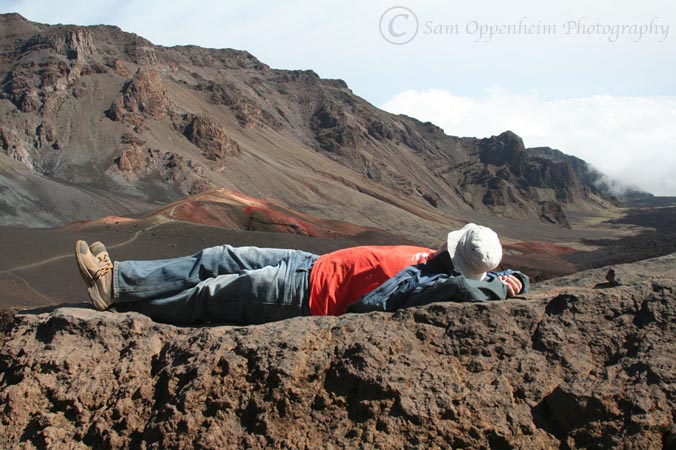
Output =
[
  {"x1": 346, "y1": 266, "x2": 529, "y2": 314},
  {"x1": 420, "y1": 251, "x2": 529, "y2": 297},
  {"x1": 345, "y1": 266, "x2": 420, "y2": 313}
]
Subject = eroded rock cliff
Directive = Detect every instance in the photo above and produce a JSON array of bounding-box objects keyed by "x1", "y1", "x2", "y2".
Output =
[{"x1": 0, "y1": 13, "x2": 611, "y2": 232}]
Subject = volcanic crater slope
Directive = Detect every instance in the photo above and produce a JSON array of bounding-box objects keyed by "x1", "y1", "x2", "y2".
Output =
[{"x1": 0, "y1": 12, "x2": 611, "y2": 241}]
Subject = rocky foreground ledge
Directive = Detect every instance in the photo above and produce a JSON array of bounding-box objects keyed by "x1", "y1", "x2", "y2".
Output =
[{"x1": 1, "y1": 255, "x2": 675, "y2": 449}]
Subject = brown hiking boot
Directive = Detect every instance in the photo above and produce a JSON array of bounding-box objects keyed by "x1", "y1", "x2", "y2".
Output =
[
  {"x1": 75, "y1": 240, "x2": 114, "y2": 311},
  {"x1": 90, "y1": 241, "x2": 114, "y2": 288}
]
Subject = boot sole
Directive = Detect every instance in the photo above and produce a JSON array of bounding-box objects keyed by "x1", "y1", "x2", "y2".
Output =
[
  {"x1": 87, "y1": 283, "x2": 110, "y2": 311},
  {"x1": 75, "y1": 240, "x2": 94, "y2": 285},
  {"x1": 75, "y1": 240, "x2": 112, "y2": 311}
]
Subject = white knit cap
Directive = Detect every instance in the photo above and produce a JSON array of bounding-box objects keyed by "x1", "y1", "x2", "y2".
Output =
[{"x1": 446, "y1": 223, "x2": 502, "y2": 280}]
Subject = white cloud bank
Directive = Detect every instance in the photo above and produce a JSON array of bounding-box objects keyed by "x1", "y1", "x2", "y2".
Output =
[{"x1": 382, "y1": 88, "x2": 676, "y2": 196}]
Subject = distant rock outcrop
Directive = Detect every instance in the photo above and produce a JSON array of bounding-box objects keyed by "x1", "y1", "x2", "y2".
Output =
[
  {"x1": 178, "y1": 114, "x2": 241, "y2": 161},
  {"x1": 107, "y1": 68, "x2": 171, "y2": 126},
  {"x1": 1, "y1": 254, "x2": 674, "y2": 448},
  {"x1": 110, "y1": 144, "x2": 210, "y2": 196},
  {"x1": 0, "y1": 126, "x2": 33, "y2": 168}
]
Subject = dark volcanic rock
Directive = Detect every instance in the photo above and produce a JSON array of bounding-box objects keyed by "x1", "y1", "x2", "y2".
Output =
[
  {"x1": 480, "y1": 132, "x2": 586, "y2": 206},
  {"x1": 1, "y1": 254, "x2": 674, "y2": 448},
  {"x1": 566, "y1": 206, "x2": 676, "y2": 271},
  {"x1": 180, "y1": 114, "x2": 241, "y2": 161}
]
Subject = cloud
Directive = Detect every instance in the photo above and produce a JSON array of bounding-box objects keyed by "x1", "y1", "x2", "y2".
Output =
[{"x1": 381, "y1": 88, "x2": 676, "y2": 196}]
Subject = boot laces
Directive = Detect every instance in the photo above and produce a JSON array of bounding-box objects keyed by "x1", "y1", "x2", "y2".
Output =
[{"x1": 93, "y1": 253, "x2": 113, "y2": 281}]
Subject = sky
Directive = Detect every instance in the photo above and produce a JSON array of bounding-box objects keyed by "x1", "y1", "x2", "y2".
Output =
[{"x1": 2, "y1": 0, "x2": 675, "y2": 195}]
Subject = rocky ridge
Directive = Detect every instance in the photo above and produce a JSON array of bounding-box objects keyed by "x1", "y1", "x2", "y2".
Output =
[
  {"x1": 0, "y1": 13, "x2": 611, "y2": 236},
  {"x1": 0, "y1": 253, "x2": 674, "y2": 449}
]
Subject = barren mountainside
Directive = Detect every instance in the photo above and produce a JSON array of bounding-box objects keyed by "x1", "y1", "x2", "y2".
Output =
[{"x1": 0, "y1": 13, "x2": 611, "y2": 240}]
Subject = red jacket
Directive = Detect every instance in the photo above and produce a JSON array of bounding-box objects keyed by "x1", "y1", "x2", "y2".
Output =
[{"x1": 308, "y1": 246, "x2": 433, "y2": 316}]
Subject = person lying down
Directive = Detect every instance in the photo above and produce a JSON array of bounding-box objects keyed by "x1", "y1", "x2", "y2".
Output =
[{"x1": 74, "y1": 223, "x2": 529, "y2": 325}]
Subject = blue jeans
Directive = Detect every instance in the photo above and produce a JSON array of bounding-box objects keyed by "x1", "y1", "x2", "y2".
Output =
[{"x1": 112, "y1": 245, "x2": 318, "y2": 325}]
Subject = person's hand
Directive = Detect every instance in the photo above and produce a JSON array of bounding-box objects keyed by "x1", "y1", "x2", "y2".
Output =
[{"x1": 499, "y1": 275, "x2": 523, "y2": 298}]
